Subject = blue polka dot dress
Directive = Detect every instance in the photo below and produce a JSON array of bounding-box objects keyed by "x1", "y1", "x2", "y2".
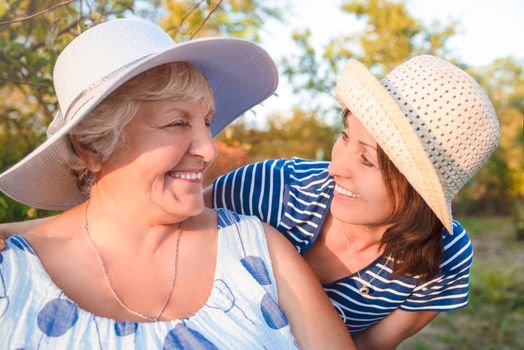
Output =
[{"x1": 0, "y1": 208, "x2": 298, "y2": 349}]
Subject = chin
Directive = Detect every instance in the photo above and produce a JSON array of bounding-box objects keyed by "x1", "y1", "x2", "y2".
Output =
[
  {"x1": 330, "y1": 200, "x2": 356, "y2": 221},
  {"x1": 179, "y1": 198, "x2": 206, "y2": 217}
]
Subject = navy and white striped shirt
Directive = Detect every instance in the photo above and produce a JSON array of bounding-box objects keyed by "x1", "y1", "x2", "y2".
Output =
[{"x1": 213, "y1": 158, "x2": 473, "y2": 333}]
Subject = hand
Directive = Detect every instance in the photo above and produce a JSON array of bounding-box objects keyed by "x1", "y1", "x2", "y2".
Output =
[{"x1": 0, "y1": 230, "x2": 6, "y2": 250}]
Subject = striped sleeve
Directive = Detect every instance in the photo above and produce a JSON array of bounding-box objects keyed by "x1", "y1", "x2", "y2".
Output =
[
  {"x1": 212, "y1": 159, "x2": 288, "y2": 228},
  {"x1": 400, "y1": 221, "x2": 473, "y2": 312}
]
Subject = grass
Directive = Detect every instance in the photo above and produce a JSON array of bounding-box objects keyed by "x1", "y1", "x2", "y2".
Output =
[{"x1": 400, "y1": 216, "x2": 524, "y2": 350}]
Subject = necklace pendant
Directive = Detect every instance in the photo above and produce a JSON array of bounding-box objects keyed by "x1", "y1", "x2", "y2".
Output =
[{"x1": 359, "y1": 286, "x2": 370, "y2": 295}]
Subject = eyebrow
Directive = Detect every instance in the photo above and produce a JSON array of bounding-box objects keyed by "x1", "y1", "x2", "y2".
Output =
[
  {"x1": 161, "y1": 106, "x2": 214, "y2": 120},
  {"x1": 358, "y1": 140, "x2": 377, "y2": 150}
]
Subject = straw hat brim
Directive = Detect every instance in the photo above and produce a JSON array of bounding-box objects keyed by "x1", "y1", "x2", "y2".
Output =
[
  {"x1": 336, "y1": 60, "x2": 452, "y2": 233},
  {"x1": 0, "y1": 38, "x2": 278, "y2": 210}
]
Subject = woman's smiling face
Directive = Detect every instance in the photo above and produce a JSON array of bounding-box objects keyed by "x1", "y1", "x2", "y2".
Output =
[
  {"x1": 328, "y1": 109, "x2": 394, "y2": 228},
  {"x1": 96, "y1": 99, "x2": 216, "y2": 224}
]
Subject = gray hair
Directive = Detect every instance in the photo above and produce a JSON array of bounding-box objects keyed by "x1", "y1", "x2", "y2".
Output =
[{"x1": 65, "y1": 62, "x2": 215, "y2": 194}]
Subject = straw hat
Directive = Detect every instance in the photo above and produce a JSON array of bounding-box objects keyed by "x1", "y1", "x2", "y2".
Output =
[
  {"x1": 0, "y1": 18, "x2": 278, "y2": 210},
  {"x1": 336, "y1": 55, "x2": 499, "y2": 233}
]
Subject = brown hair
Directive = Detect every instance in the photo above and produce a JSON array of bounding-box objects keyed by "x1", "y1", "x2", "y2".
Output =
[{"x1": 377, "y1": 146, "x2": 444, "y2": 282}]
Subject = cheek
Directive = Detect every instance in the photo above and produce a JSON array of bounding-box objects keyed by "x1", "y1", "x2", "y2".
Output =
[{"x1": 371, "y1": 181, "x2": 394, "y2": 215}]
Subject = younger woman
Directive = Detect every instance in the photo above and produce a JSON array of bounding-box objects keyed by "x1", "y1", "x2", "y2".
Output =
[{"x1": 211, "y1": 55, "x2": 499, "y2": 348}]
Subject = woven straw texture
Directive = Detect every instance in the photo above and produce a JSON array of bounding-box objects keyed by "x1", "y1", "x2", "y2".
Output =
[{"x1": 336, "y1": 55, "x2": 499, "y2": 233}]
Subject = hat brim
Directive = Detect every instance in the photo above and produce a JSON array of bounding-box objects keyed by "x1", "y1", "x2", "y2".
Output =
[
  {"x1": 336, "y1": 60, "x2": 452, "y2": 233},
  {"x1": 0, "y1": 38, "x2": 278, "y2": 210}
]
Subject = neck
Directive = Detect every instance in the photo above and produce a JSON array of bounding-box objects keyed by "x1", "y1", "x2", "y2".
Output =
[
  {"x1": 83, "y1": 190, "x2": 186, "y2": 257},
  {"x1": 323, "y1": 212, "x2": 387, "y2": 254}
]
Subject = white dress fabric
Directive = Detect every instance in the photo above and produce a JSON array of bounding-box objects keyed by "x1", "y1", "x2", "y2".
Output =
[{"x1": 0, "y1": 208, "x2": 298, "y2": 349}]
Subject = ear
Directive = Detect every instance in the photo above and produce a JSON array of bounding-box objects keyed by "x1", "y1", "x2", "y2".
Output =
[{"x1": 70, "y1": 136, "x2": 102, "y2": 173}]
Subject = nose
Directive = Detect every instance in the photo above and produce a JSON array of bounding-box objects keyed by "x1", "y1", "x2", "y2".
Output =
[
  {"x1": 189, "y1": 124, "x2": 217, "y2": 163},
  {"x1": 328, "y1": 140, "x2": 352, "y2": 178}
]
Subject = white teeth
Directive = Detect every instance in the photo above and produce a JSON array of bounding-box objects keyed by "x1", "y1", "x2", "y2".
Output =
[
  {"x1": 334, "y1": 184, "x2": 360, "y2": 198},
  {"x1": 169, "y1": 172, "x2": 203, "y2": 180}
]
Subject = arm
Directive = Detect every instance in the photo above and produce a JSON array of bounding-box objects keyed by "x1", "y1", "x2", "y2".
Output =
[
  {"x1": 263, "y1": 222, "x2": 355, "y2": 349},
  {"x1": 0, "y1": 217, "x2": 53, "y2": 242},
  {"x1": 352, "y1": 309, "x2": 438, "y2": 350}
]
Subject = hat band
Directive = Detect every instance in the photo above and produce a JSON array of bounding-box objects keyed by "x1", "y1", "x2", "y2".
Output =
[{"x1": 48, "y1": 53, "x2": 154, "y2": 138}]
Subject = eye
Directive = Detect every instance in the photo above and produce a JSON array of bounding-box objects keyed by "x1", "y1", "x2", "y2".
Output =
[
  {"x1": 341, "y1": 108, "x2": 351, "y2": 119},
  {"x1": 162, "y1": 120, "x2": 190, "y2": 129},
  {"x1": 360, "y1": 154, "x2": 374, "y2": 168},
  {"x1": 340, "y1": 130, "x2": 349, "y2": 142},
  {"x1": 205, "y1": 118, "x2": 212, "y2": 128}
]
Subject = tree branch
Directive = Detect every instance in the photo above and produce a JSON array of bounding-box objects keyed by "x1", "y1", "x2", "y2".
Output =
[
  {"x1": 0, "y1": 0, "x2": 79, "y2": 26},
  {"x1": 0, "y1": 77, "x2": 50, "y2": 88},
  {"x1": 165, "y1": 0, "x2": 205, "y2": 37},
  {"x1": 12, "y1": 17, "x2": 84, "y2": 60},
  {"x1": 189, "y1": 0, "x2": 224, "y2": 39}
]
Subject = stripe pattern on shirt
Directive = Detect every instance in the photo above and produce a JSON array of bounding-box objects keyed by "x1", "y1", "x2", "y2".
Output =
[{"x1": 213, "y1": 158, "x2": 473, "y2": 333}]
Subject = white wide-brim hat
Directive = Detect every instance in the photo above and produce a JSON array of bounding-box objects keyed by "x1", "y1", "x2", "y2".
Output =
[
  {"x1": 336, "y1": 55, "x2": 499, "y2": 233},
  {"x1": 0, "y1": 18, "x2": 278, "y2": 210}
]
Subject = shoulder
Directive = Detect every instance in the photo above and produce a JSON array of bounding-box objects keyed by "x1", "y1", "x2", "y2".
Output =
[
  {"x1": 214, "y1": 158, "x2": 330, "y2": 184},
  {"x1": 440, "y1": 220, "x2": 473, "y2": 274},
  {"x1": 0, "y1": 235, "x2": 39, "y2": 293}
]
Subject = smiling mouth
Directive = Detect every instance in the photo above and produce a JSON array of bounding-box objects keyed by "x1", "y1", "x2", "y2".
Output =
[
  {"x1": 334, "y1": 184, "x2": 360, "y2": 198},
  {"x1": 166, "y1": 171, "x2": 203, "y2": 180}
]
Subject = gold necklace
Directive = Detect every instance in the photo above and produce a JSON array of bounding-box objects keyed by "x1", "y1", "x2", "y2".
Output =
[
  {"x1": 339, "y1": 221, "x2": 387, "y2": 296},
  {"x1": 84, "y1": 202, "x2": 183, "y2": 322}
]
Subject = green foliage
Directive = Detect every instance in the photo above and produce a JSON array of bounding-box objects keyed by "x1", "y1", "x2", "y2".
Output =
[
  {"x1": 0, "y1": 0, "x2": 145, "y2": 221},
  {"x1": 161, "y1": 0, "x2": 286, "y2": 42},
  {"x1": 454, "y1": 58, "x2": 524, "y2": 217},
  {"x1": 402, "y1": 216, "x2": 524, "y2": 350},
  {"x1": 217, "y1": 109, "x2": 338, "y2": 162}
]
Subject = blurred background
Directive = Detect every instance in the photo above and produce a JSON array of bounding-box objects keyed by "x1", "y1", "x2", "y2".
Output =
[{"x1": 0, "y1": 1, "x2": 522, "y2": 348}]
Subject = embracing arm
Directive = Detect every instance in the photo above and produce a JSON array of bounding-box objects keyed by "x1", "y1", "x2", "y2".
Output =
[
  {"x1": 0, "y1": 217, "x2": 53, "y2": 243},
  {"x1": 352, "y1": 308, "x2": 438, "y2": 350},
  {"x1": 263, "y1": 222, "x2": 355, "y2": 349}
]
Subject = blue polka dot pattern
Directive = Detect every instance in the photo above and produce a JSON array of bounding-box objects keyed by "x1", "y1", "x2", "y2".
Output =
[
  {"x1": 115, "y1": 321, "x2": 138, "y2": 336},
  {"x1": 206, "y1": 279, "x2": 235, "y2": 312},
  {"x1": 163, "y1": 323, "x2": 219, "y2": 350},
  {"x1": 241, "y1": 256, "x2": 271, "y2": 285},
  {"x1": 1, "y1": 215, "x2": 298, "y2": 348},
  {"x1": 37, "y1": 299, "x2": 79, "y2": 337},
  {"x1": 260, "y1": 293, "x2": 288, "y2": 329}
]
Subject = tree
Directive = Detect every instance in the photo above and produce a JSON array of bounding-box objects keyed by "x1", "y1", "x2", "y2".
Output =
[{"x1": 282, "y1": 0, "x2": 457, "y2": 114}]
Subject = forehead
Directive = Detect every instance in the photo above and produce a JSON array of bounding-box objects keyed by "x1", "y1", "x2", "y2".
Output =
[
  {"x1": 343, "y1": 109, "x2": 377, "y2": 143},
  {"x1": 147, "y1": 99, "x2": 211, "y2": 117}
]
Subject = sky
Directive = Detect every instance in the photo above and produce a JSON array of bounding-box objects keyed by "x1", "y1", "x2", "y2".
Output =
[{"x1": 251, "y1": 0, "x2": 524, "y2": 120}]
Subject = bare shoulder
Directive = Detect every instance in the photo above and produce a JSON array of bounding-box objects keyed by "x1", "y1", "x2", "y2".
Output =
[{"x1": 24, "y1": 208, "x2": 83, "y2": 256}]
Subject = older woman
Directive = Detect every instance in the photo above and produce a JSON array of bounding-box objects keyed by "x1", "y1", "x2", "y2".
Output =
[{"x1": 0, "y1": 19, "x2": 353, "y2": 349}]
